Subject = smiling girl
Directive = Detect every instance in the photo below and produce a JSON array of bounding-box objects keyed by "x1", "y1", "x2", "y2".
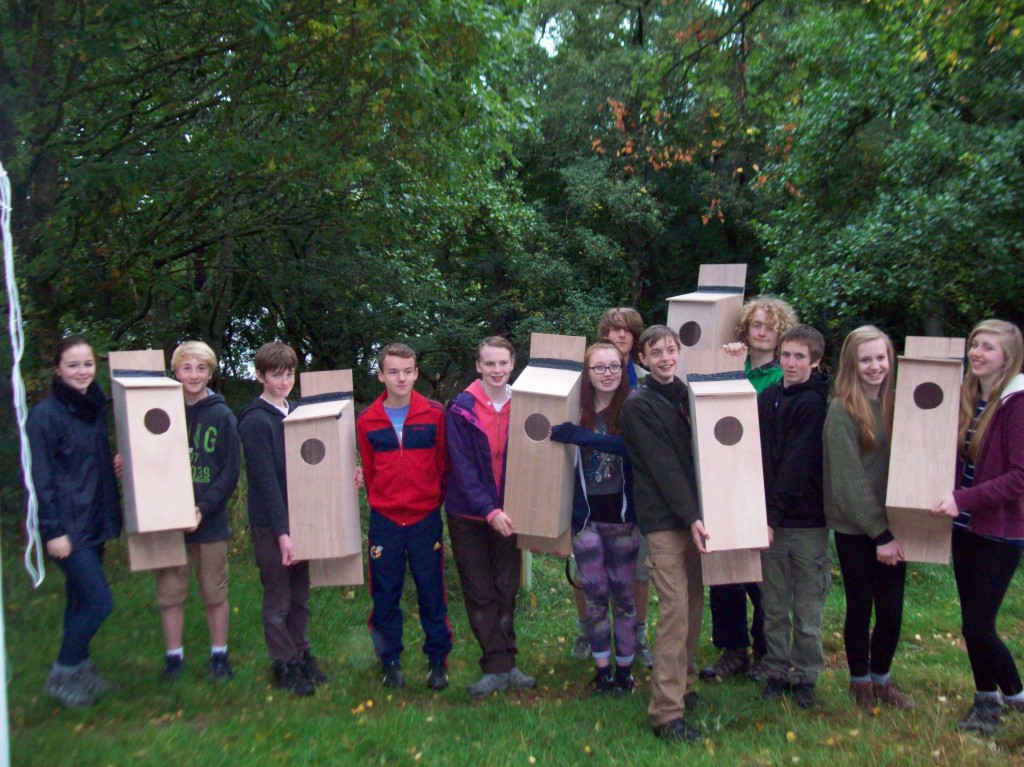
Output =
[{"x1": 28, "y1": 336, "x2": 123, "y2": 708}]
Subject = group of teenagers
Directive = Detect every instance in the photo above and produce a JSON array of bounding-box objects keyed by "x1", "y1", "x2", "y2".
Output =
[{"x1": 26, "y1": 299, "x2": 1024, "y2": 741}]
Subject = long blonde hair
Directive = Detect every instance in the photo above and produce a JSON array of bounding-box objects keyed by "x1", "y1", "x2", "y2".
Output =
[
  {"x1": 959, "y1": 319, "x2": 1024, "y2": 461},
  {"x1": 831, "y1": 326, "x2": 895, "y2": 450}
]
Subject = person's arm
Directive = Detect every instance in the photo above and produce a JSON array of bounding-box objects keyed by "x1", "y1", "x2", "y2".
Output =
[
  {"x1": 621, "y1": 396, "x2": 700, "y2": 528},
  {"x1": 193, "y1": 410, "x2": 242, "y2": 518},
  {"x1": 550, "y1": 423, "x2": 628, "y2": 456},
  {"x1": 356, "y1": 414, "x2": 376, "y2": 502},
  {"x1": 435, "y1": 407, "x2": 448, "y2": 501},
  {"x1": 951, "y1": 396, "x2": 1024, "y2": 512},
  {"x1": 824, "y1": 403, "x2": 891, "y2": 541},
  {"x1": 445, "y1": 407, "x2": 499, "y2": 520},
  {"x1": 27, "y1": 406, "x2": 72, "y2": 556},
  {"x1": 239, "y1": 416, "x2": 290, "y2": 537}
]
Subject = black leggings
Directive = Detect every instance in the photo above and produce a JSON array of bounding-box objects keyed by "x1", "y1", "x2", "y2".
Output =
[
  {"x1": 834, "y1": 532, "x2": 906, "y2": 678},
  {"x1": 952, "y1": 528, "x2": 1023, "y2": 695}
]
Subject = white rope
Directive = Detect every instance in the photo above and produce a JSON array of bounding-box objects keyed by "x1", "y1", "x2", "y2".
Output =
[{"x1": 0, "y1": 162, "x2": 45, "y2": 587}]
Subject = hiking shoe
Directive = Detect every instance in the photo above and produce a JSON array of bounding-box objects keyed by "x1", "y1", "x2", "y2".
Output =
[
  {"x1": 426, "y1": 660, "x2": 448, "y2": 691},
  {"x1": 636, "y1": 632, "x2": 655, "y2": 669},
  {"x1": 850, "y1": 680, "x2": 874, "y2": 710},
  {"x1": 592, "y1": 668, "x2": 614, "y2": 695},
  {"x1": 699, "y1": 648, "x2": 750, "y2": 680},
  {"x1": 746, "y1": 652, "x2": 769, "y2": 682},
  {"x1": 958, "y1": 698, "x2": 1002, "y2": 734},
  {"x1": 274, "y1": 660, "x2": 315, "y2": 696},
  {"x1": 792, "y1": 682, "x2": 816, "y2": 709},
  {"x1": 509, "y1": 666, "x2": 537, "y2": 690},
  {"x1": 300, "y1": 651, "x2": 327, "y2": 685},
  {"x1": 44, "y1": 665, "x2": 96, "y2": 709},
  {"x1": 653, "y1": 717, "x2": 701, "y2": 742},
  {"x1": 613, "y1": 666, "x2": 635, "y2": 696},
  {"x1": 683, "y1": 691, "x2": 701, "y2": 709},
  {"x1": 382, "y1": 662, "x2": 405, "y2": 690},
  {"x1": 468, "y1": 672, "x2": 510, "y2": 699},
  {"x1": 80, "y1": 659, "x2": 119, "y2": 694},
  {"x1": 162, "y1": 655, "x2": 185, "y2": 682},
  {"x1": 209, "y1": 652, "x2": 234, "y2": 681},
  {"x1": 1004, "y1": 696, "x2": 1024, "y2": 714},
  {"x1": 571, "y1": 634, "x2": 591, "y2": 660},
  {"x1": 874, "y1": 681, "x2": 915, "y2": 709},
  {"x1": 762, "y1": 677, "x2": 791, "y2": 700}
]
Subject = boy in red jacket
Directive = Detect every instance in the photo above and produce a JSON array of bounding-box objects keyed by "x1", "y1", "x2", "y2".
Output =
[{"x1": 357, "y1": 343, "x2": 452, "y2": 690}]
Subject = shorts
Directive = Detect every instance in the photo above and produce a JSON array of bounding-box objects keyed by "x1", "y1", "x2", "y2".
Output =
[{"x1": 155, "y1": 541, "x2": 229, "y2": 607}]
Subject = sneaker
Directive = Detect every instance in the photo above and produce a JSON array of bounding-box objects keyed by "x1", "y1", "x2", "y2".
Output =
[
  {"x1": 1004, "y1": 695, "x2": 1024, "y2": 714},
  {"x1": 592, "y1": 667, "x2": 614, "y2": 695},
  {"x1": 746, "y1": 653, "x2": 769, "y2": 682},
  {"x1": 571, "y1": 634, "x2": 591, "y2": 660},
  {"x1": 274, "y1": 660, "x2": 315, "y2": 696},
  {"x1": 382, "y1": 662, "x2": 405, "y2": 690},
  {"x1": 300, "y1": 651, "x2": 327, "y2": 686},
  {"x1": 509, "y1": 666, "x2": 537, "y2": 690},
  {"x1": 873, "y1": 681, "x2": 915, "y2": 709},
  {"x1": 958, "y1": 698, "x2": 1002, "y2": 734},
  {"x1": 850, "y1": 680, "x2": 874, "y2": 710},
  {"x1": 468, "y1": 672, "x2": 510, "y2": 699},
  {"x1": 80, "y1": 659, "x2": 120, "y2": 694},
  {"x1": 162, "y1": 654, "x2": 185, "y2": 682},
  {"x1": 762, "y1": 677, "x2": 791, "y2": 701},
  {"x1": 613, "y1": 666, "x2": 634, "y2": 696},
  {"x1": 209, "y1": 652, "x2": 234, "y2": 681},
  {"x1": 683, "y1": 691, "x2": 701, "y2": 709},
  {"x1": 426, "y1": 660, "x2": 448, "y2": 691},
  {"x1": 653, "y1": 717, "x2": 701, "y2": 742},
  {"x1": 699, "y1": 648, "x2": 750, "y2": 681},
  {"x1": 791, "y1": 682, "x2": 816, "y2": 709},
  {"x1": 44, "y1": 665, "x2": 96, "y2": 709}
]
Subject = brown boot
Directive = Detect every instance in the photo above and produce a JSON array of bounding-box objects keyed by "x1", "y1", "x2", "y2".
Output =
[
  {"x1": 874, "y1": 681, "x2": 916, "y2": 709},
  {"x1": 849, "y1": 680, "x2": 874, "y2": 711}
]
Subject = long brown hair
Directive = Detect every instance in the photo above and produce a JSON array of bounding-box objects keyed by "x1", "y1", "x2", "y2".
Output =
[
  {"x1": 579, "y1": 342, "x2": 630, "y2": 434},
  {"x1": 959, "y1": 319, "x2": 1024, "y2": 461},
  {"x1": 831, "y1": 326, "x2": 895, "y2": 450}
]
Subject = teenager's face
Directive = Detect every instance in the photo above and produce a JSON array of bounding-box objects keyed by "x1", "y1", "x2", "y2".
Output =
[
  {"x1": 56, "y1": 344, "x2": 96, "y2": 395},
  {"x1": 587, "y1": 348, "x2": 623, "y2": 394},
  {"x1": 476, "y1": 345, "x2": 513, "y2": 390},
  {"x1": 855, "y1": 338, "x2": 889, "y2": 398},
  {"x1": 640, "y1": 337, "x2": 680, "y2": 384},
  {"x1": 606, "y1": 326, "x2": 634, "y2": 357},
  {"x1": 779, "y1": 341, "x2": 817, "y2": 387},
  {"x1": 175, "y1": 356, "x2": 213, "y2": 400},
  {"x1": 258, "y1": 367, "x2": 295, "y2": 402},
  {"x1": 746, "y1": 309, "x2": 779, "y2": 355},
  {"x1": 378, "y1": 355, "x2": 418, "y2": 400},
  {"x1": 968, "y1": 332, "x2": 1008, "y2": 386}
]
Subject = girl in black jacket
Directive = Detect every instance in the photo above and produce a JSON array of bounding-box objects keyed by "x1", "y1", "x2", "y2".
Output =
[{"x1": 27, "y1": 336, "x2": 122, "y2": 707}]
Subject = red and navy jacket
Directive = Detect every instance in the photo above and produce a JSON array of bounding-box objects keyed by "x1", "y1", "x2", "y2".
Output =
[{"x1": 357, "y1": 389, "x2": 447, "y2": 525}]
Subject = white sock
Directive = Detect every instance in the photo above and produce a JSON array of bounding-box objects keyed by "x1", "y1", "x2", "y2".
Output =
[
  {"x1": 166, "y1": 648, "x2": 184, "y2": 660},
  {"x1": 211, "y1": 645, "x2": 228, "y2": 656}
]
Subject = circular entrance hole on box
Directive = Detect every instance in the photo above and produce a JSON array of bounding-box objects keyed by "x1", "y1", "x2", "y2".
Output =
[
  {"x1": 714, "y1": 416, "x2": 743, "y2": 446},
  {"x1": 524, "y1": 413, "x2": 551, "y2": 442},
  {"x1": 143, "y1": 408, "x2": 171, "y2": 435},
  {"x1": 913, "y1": 382, "x2": 944, "y2": 410},
  {"x1": 679, "y1": 321, "x2": 702, "y2": 347},
  {"x1": 301, "y1": 438, "x2": 326, "y2": 465}
]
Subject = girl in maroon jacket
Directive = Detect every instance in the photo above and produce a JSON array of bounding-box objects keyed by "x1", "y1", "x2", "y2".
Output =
[{"x1": 932, "y1": 319, "x2": 1024, "y2": 734}]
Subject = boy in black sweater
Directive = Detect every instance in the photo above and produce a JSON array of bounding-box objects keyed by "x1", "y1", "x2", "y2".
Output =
[
  {"x1": 238, "y1": 341, "x2": 325, "y2": 696},
  {"x1": 757, "y1": 324, "x2": 830, "y2": 708}
]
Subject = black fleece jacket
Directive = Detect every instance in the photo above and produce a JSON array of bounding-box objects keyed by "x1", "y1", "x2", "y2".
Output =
[
  {"x1": 620, "y1": 376, "x2": 701, "y2": 535},
  {"x1": 238, "y1": 396, "x2": 293, "y2": 536},
  {"x1": 757, "y1": 372, "x2": 829, "y2": 529},
  {"x1": 185, "y1": 392, "x2": 241, "y2": 543}
]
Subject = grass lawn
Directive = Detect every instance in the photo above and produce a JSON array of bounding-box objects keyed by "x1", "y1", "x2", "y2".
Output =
[{"x1": 5, "y1": 498, "x2": 1024, "y2": 766}]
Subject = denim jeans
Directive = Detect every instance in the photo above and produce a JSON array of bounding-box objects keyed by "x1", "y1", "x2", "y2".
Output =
[{"x1": 56, "y1": 545, "x2": 113, "y2": 666}]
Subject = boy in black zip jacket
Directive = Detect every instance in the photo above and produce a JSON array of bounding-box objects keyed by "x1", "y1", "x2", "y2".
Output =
[
  {"x1": 238, "y1": 341, "x2": 325, "y2": 697},
  {"x1": 620, "y1": 325, "x2": 708, "y2": 744},
  {"x1": 757, "y1": 324, "x2": 830, "y2": 709},
  {"x1": 155, "y1": 342, "x2": 240, "y2": 682}
]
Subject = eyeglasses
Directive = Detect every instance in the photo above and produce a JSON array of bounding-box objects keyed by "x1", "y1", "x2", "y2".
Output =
[{"x1": 589, "y1": 364, "x2": 623, "y2": 375}]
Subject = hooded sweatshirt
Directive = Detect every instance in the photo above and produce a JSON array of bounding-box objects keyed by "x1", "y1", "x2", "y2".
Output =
[
  {"x1": 238, "y1": 396, "x2": 293, "y2": 536},
  {"x1": 445, "y1": 380, "x2": 509, "y2": 523},
  {"x1": 185, "y1": 392, "x2": 241, "y2": 543}
]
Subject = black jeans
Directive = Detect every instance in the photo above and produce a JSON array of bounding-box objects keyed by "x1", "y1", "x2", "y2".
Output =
[
  {"x1": 708, "y1": 583, "x2": 765, "y2": 656},
  {"x1": 953, "y1": 528, "x2": 1023, "y2": 695},
  {"x1": 834, "y1": 532, "x2": 906, "y2": 678}
]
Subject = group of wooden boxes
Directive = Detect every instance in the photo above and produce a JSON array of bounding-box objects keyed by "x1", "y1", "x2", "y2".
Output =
[{"x1": 113, "y1": 264, "x2": 962, "y2": 584}]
